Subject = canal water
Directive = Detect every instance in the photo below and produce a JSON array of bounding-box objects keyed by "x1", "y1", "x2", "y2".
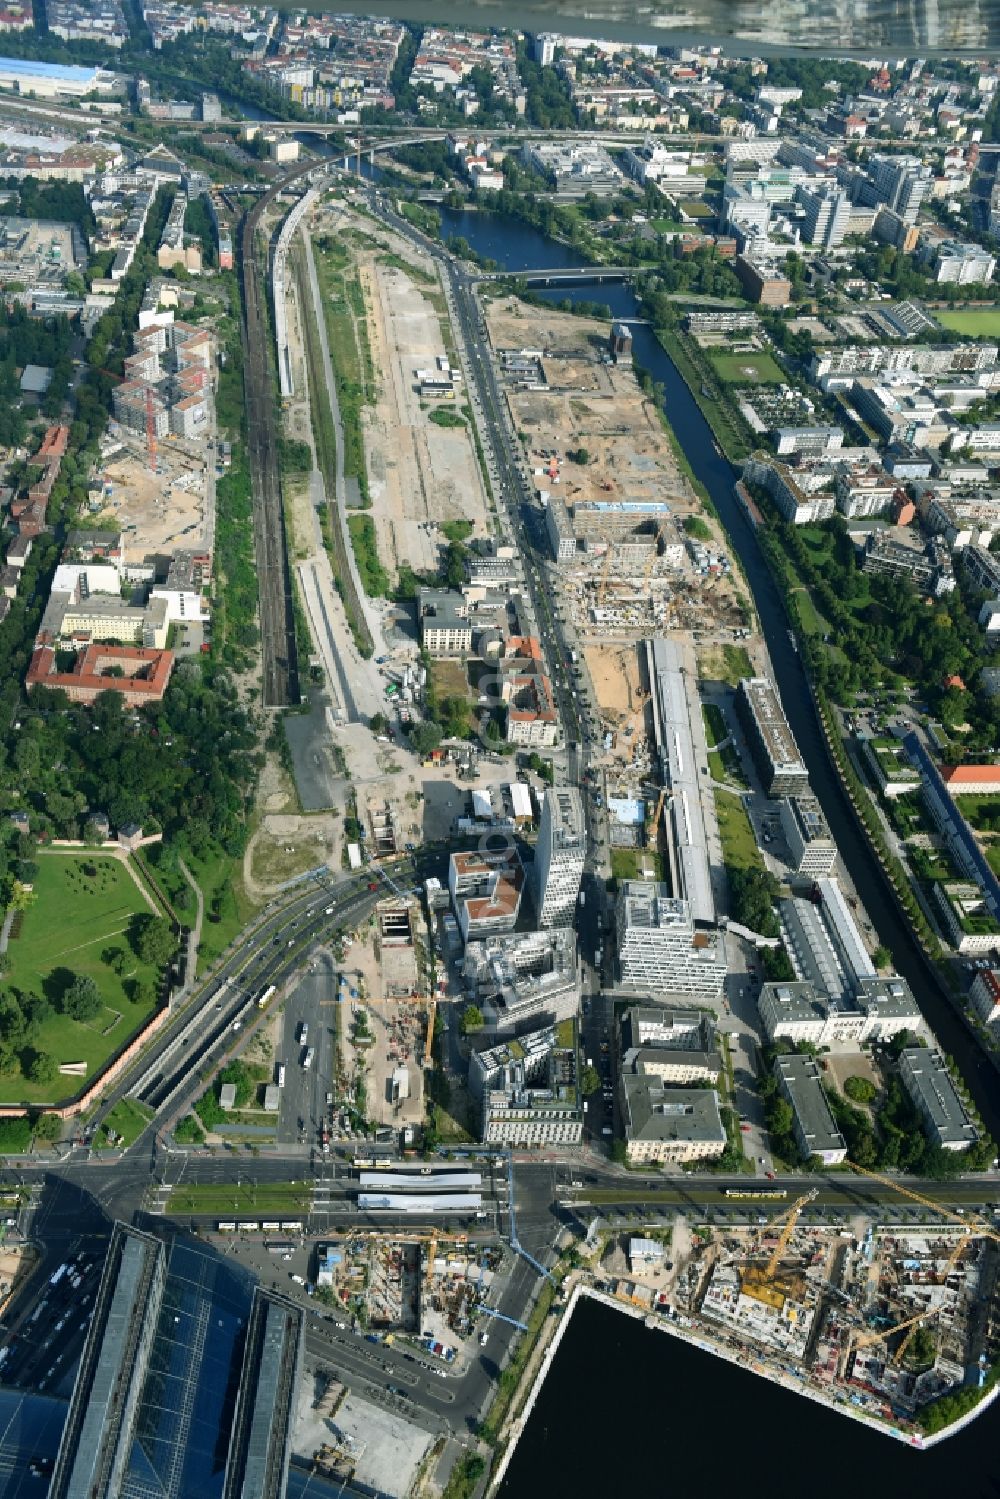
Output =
[
  {"x1": 438, "y1": 204, "x2": 1000, "y2": 1142},
  {"x1": 498, "y1": 1296, "x2": 1000, "y2": 1498}
]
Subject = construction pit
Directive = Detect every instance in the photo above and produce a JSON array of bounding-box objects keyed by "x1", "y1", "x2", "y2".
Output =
[{"x1": 94, "y1": 436, "x2": 211, "y2": 563}]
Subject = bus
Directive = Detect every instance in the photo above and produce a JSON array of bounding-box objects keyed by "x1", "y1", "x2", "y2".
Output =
[
  {"x1": 217, "y1": 1222, "x2": 237, "y2": 1233},
  {"x1": 48, "y1": 1263, "x2": 68, "y2": 1287},
  {"x1": 280, "y1": 1221, "x2": 304, "y2": 1233},
  {"x1": 353, "y1": 1153, "x2": 394, "y2": 1169},
  {"x1": 277, "y1": 1065, "x2": 286, "y2": 1089},
  {"x1": 723, "y1": 1188, "x2": 788, "y2": 1200},
  {"x1": 258, "y1": 985, "x2": 277, "y2": 1009},
  {"x1": 265, "y1": 1241, "x2": 296, "y2": 1255}
]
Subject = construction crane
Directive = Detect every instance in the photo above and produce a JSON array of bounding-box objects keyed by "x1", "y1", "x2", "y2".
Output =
[
  {"x1": 762, "y1": 1189, "x2": 818, "y2": 1281},
  {"x1": 479, "y1": 1305, "x2": 528, "y2": 1333},
  {"x1": 596, "y1": 546, "x2": 614, "y2": 607},
  {"x1": 892, "y1": 1233, "x2": 973, "y2": 1366},
  {"x1": 846, "y1": 1161, "x2": 1000, "y2": 1244},
  {"x1": 849, "y1": 1306, "x2": 935, "y2": 1355}
]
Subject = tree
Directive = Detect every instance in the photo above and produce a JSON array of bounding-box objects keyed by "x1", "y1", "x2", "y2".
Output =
[
  {"x1": 102, "y1": 946, "x2": 129, "y2": 976},
  {"x1": 572, "y1": 447, "x2": 589, "y2": 464},
  {"x1": 872, "y1": 945, "x2": 892, "y2": 970},
  {"x1": 460, "y1": 1005, "x2": 483, "y2": 1035},
  {"x1": 26, "y1": 1051, "x2": 56, "y2": 1085},
  {"x1": 62, "y1": 975, "x2": 101, "y2": 1022},
  {"x1": 410, "y1": 721, "x2": 443, "y2": 757},
  {"x1": 844, "y1": 1075, "x2": 877, "y2": 1104},
  {"x1": 134, "y1": 916, "x2": 177, "y2": 968},
  {"x1": 580, "y1": 1064, "x2": 601, "y2": 1096},
  {"x1": 369, "y1": 712, "x2": 388, "y2": 736},
  {"x1": 31, "y1": 1111, "x2": 61, "y2": 1144}
]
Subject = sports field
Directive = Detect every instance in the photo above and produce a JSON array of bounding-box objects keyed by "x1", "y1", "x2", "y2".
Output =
[
  {"x1": 933, "y1": 310, "x2": 1000, "y2": 337},
  {"x1": 2, "y1": 853, "x2": 163, "y2": 1103},
  {"x1": 709, "y1": 351, "x2": 784, "y2": 385}
]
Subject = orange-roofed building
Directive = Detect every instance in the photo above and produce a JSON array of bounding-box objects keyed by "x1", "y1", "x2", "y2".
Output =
[
  {"x1": 26, "y1": 645, "x2": 174, "y2": 706},
  {"x1": 941, "y1": 764, "x2": 1000, "y2": 795}
]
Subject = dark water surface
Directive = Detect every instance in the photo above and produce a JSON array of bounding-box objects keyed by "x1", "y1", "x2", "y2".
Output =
[{"x1": 498, "y1": 1297, "x2": 1000, "y2": 1498}]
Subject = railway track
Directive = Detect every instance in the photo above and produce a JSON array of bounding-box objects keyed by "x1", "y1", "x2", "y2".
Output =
[{"x1": 238, "y1": 167, "x2": 317, "y2": 708}]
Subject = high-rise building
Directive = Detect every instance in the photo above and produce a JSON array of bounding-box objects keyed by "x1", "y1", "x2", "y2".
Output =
[
  {"x1": 615, "y1": 880, "x2": 727, "y2": 998},
  {"x1": 868, "y1": 153, "x2": 930, "y2": 225},
  {"x1": 533, "y1": 785, "x2": 585, "y2": 928},
  {"x1": 797, "y1": 184, "x2": 851, "y2": 248}
]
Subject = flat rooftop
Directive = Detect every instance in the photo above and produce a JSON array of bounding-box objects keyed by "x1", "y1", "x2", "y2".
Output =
[
  {"x1": 900, "y1": 1048, "x2": 978, "y2": 1147},
  {"x1": 740, "y1": 676, "x2": 807, "y2": 777},
  {"x1": 775, "y1": 1052, "x2": 846, "y2": 1158},
  {"x1": 647, "y1": 638, "x2": 715, "y2": 925}
]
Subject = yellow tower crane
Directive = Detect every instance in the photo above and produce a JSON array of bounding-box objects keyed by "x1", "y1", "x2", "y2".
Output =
[
  {"x1": 846, "y1": 1161, "x2": 1000, "y2": 1244},
  {"x1": 891, "y1": 1233, "x2": 972, "y2": 1367},
  {"x1": 761, "y1": 1189, "x2": 819, "y2": 1281}
]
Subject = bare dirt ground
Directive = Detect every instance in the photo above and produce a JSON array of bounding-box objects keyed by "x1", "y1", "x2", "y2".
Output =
[
  {"x1": 98, "y1": 443, "x2": 210, "y2": 561},
  {"x1": 243, "y1": 753, "x2": 343, "y2": 901},
  {"x1": 585, "y1": 643, "x2": 644, "y2": 720},
  {"x1": 362, "y1": 255, "x2": 490, "y2": 586}
]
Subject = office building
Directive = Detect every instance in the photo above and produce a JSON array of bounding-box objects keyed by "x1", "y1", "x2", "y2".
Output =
[
  {"x1": 778, "y1": 795, "x2": 837, "y2": 877},
  {"x1": 417, "y1": 589, "x2": 472, "y2": 656},
  {"x1": 50, "y1": 1224, "x2": 167, "y2": 1499},
  {"x1": 615, "y1": 881, "x2": 727, "y2": 998},
  {"x1": 774, "y1": 1053, "x2": 847, "y2": 1165},
  {"x1": 620, "y1": 1075, "x2": 726, "y2": 1164},
  {"x1": 737, "y1": 677, "x2": 809, "y2": 797},
  {"x1": 620, "y1": 1006, "x2": 720, "y2": 1083},
  {"x1": 533, "y1": 785, "x2": 585, "y2": 929},
  {"x1": 797, "y1": 184, "x2": 851, "y2": 248},
  {"x1": 758, "y1": 975, "x2": 921, "y2": 1048},
  {"x1": 970, "y1": 968, "x2": 1000, "y2": 1029},
  {"x1": 222, "y1": 1289, "x2": 303, "y2": 1499},
  {"x1": 462, "y1": 926, "x2": 579, "y2": 1034},
  {"x1": 898, "y1": 1048, "x2": 978, "y2": 1151}
]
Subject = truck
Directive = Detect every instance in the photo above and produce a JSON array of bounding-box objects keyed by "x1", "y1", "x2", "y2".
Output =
[
  {"x1": 277, "y1": 1065, "x2": 286, "y2": 1089},
  {"x1": 298, "y1": 1022, "x2": 308, "y2": 1044},
  {"x1": 578, "y1": 891, "x2": 586, "y2": 907}
]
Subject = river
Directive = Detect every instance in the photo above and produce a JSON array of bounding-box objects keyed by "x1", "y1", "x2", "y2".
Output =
[
  {"x1": 498, "y1": 1296, "x2": 1000, "y2": 1498},
  {"x1": 437, "y1": 203, "x2": 1000, "y2": 1143}
]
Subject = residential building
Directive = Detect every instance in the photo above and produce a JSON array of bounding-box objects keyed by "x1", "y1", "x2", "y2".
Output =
[
  {"x1": 778, "y1": 795, "x2": 837, "y2": 877},
  {"x1": 532, "y1": 785, "x2": 585, "y2": 929},
  {"x1": 810, "y1": 343, "x2": 998, "y2": 388},
  {"x1": 736, "y1": 676, "x2": 809, "y2": 797},
  {"x1": 449, "y1": 848, "x2": 523, "y2": 943},
  {"x1": 462, "y1": 927, "x2": 579, "y2": 1035},
  {"x1": 834, "y1": 465, "x2": 899, "y2": 518},
  {"x1": 47, "y1": 0, "x2": 128, "y2": 47},
  {"x1": 619, "y1": 1075, "x2": 726, "y2": 1164},
  {"x1": 905, "y1": 731, "x2": 1000, "y2": 926},
  {"x1": 862, "y1": 529, "x2": 956, "y2": 596},
  {"x1": 898, "y1": 1048, "x2": 978, "y2": 1151},
  {"x1": 773, "y1": 426, "x2": 845, "y2": 458},
  {"x1": 942, "y1": 764, "x2": 1000, "y2": 796},
  {"x1": 615, "y1": 881, "x2": 727, "y2": 998},
  {"x1": 970, "y1": 968, "x2": 1000, "y2": 1028},
  {"x1": 867, "y1": 153, "x2": 930, "y2": 224},
  {"x1": 742, "y1": 455, "x2": 836, "y2": 525},
  {"x1": 861, "y1": 735, "x2": 922, "y2": 798},
  {"x1": 545, "y1": 496, "x2": 576, "y2": 562},
  {"x1": 774, "y1": 1053, "x2": 847, "y2": 1165},
  {"x1": 469, "y1": 1025, "x2": 582, "y2": 1145},
  {"x1": 418, "y1": 589, "x2": 472, "y2": 656}
]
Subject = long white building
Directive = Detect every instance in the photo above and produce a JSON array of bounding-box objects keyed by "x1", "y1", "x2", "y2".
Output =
[{"x1": 615, "y1": 881, "x2": 727, "y2": 998}]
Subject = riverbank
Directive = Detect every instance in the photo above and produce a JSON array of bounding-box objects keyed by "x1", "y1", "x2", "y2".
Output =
[{"x1": 491, "y1": 1278, "x2": 1000, "y2": 1496}]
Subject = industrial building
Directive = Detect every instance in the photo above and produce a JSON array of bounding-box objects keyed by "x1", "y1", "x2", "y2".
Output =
[
  {"x1": 737, "y1": 676, "x2": 809, "y2": 797},
  {"x1": 222, "y1": 1289, "x2": 303, "y2": 1499},
  {"x1": 532, "y1": 785, "x2": 585, "y2": 928},
  {"x1": 50, "y1": 1224, "x2": 166, "y2": 1499},
  {"x1": 619, "y1": 1074, "x2": 726, "y2": 1164},
  {"x1": 462, "y1": 926, "x2": 579, "y2": 1034},
  {"x1": 615, "y1": 881, "x2": 727, "y2": 998},
  {"x1": 898, "y1": 1048, "x2": 978, "y2": 1151},
  {"x1": 774, "y1": 1053, "x2": 847, "y2": 1165}
]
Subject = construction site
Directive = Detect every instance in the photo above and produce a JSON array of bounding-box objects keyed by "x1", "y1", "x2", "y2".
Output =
[
  {"x1": 487, "y1": 295, "x2": 749, "y2": 639},
  {"x1": 597, "y1": 1177, "x2": 1000, "y2": 1433}
]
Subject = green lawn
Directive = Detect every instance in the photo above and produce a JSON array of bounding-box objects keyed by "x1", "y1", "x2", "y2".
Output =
[
  {"x1": 714, "y1": 789, "x2": 764, "y2": 872},
  {"x1": 96, "y1": 1098, "x2": 154, "y2": 1150},
  {"x1": 709, "y1": 351, "x2": 785, "y2": 385},
  {"x1": 951, "y1": 794, "x2": 1000, "y2": 832},
  {"x1": 678, "y1": 199, "x2": 714, "y2": 218},
  {"x1": 610, "y1": 847, "x2": 666, "y2": 883},
  {"x1": 934, "y1": 309, "x2": 1000, "y2": 337},
  {"x1": 702, "y1": 702, "x2": 728, "y2": 748},
  {"x1": 649, "y1": 217, "x2": 688, "y2": 234},
  {"x1": 165, "y1": 1182, "x2": 315, "y2": 1217},
  {"x1": 793, "y1": 587, "x2": 831, "y2": 638},
  {"x1": 139, "y1": 844, "x2": 256, "y2": 975},
  {"x1": 2, "y1": 854, "x2": 164, "y2": 1104}
]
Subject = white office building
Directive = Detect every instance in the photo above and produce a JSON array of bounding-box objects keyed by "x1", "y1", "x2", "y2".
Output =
[
  {"x1": 616, "y1": 881, "x2": 727, "y2": 998},
  {"x1": 533, "y1": 786, "x2": 585, "y2": 929}
]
